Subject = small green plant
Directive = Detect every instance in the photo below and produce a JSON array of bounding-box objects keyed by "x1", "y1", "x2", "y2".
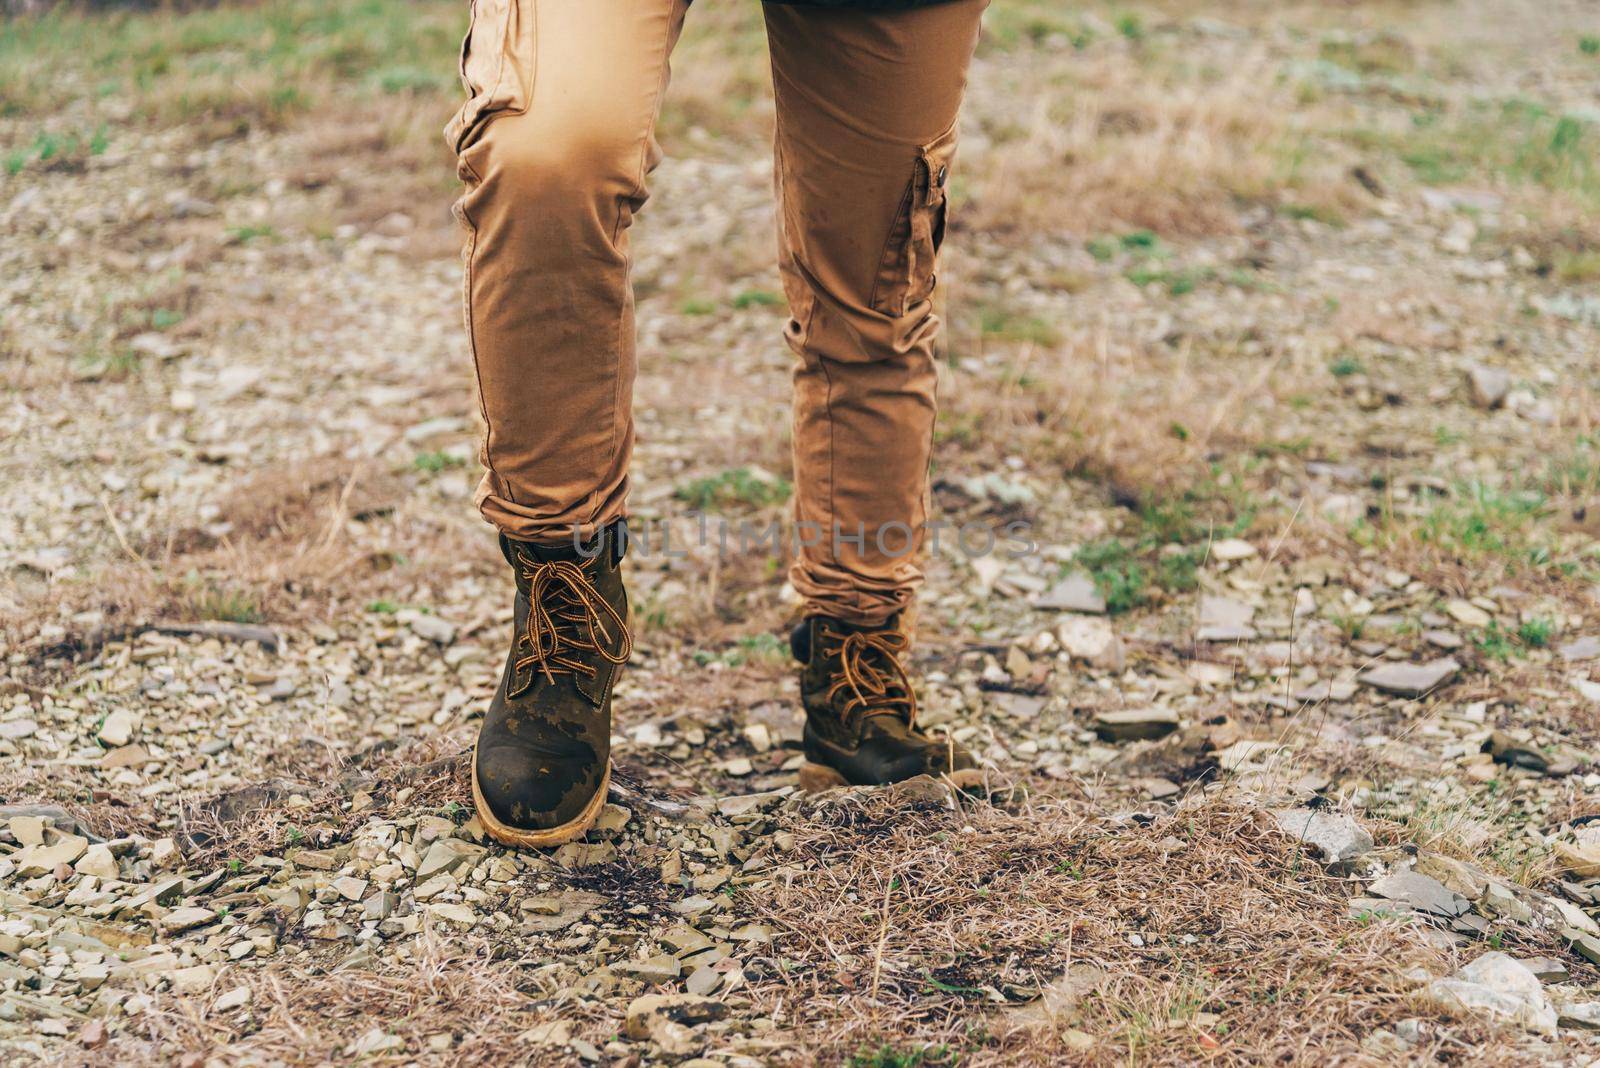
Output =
[
  {"x1": 1125, "y1": 264, "x2": 1209, "y2": 295},
  {"x1": 227, "y1": 224, "x2": 276, "y2": 244},
  {"x1": 227, "y1": 859, "x2": 244, "y2": 874},
  {"x1": 1074, "y1": 539, "x2": 1148, "y2": 614},
  {"x1": 679, "y1": 298, "x2": 717, "y2": 316},
  {"x1": 1283, "y1": 202, "x2": 1345, "y2": 226},
  {"x1": 1328, "y1": 355, "x2": 1364, "y2": 378},
  {"x1": 732, "y1": 289, "x2": 783, "y2": 310},
  {"x1": 367, "y1": 600, "x2": 400, "y2": 614},
  {"x1": 1086, "y1": 236, "x2": 1118, "y2": 262},
  {"x1": 1157, "y1": 548, "x2": 1201, "y2": 594},
  {"x1": 1474, "y1": 620, "x2": 1516, "y2": 661},
  {"x1": 285, "y1": 826, "x2": 304, "y2": 845},
  {"x1": 1328, "y1": 612, "x2": 1366, "y2": 642},
  {"x1": 849, "y1": 1043, "x2": 954, "y2": 1068},
  {"x1": 412, "y1": 450, "x2": 465, "y2": 473},
  {"x1": 77, "y1": 350, "x2": 143, "y2": 380},
  {"x1": 733, "y1": 631, "x2": 788, "y2": 663},
  {"x1": 675, "y1": 467, "x2": 792, "y2": 512},
  {"x1": 1115, "y1": 13, "x2": 1144, "y2": 41},
  {"x1": 150, "y1": 308, "x2": 184, "y2": 330},
  {"x1": 976, "y1": 305, "x2": 1060, "y2": 345},
  {"x1": 1416, "y1": 481, "x2": 1550, "y2": 565},
  {"x1": 1582, "y1": 35, "x2": 1600, "y2": 56},
  {"x1": 1516, "y1": 617, "x2": 1554, "y2": 648}
]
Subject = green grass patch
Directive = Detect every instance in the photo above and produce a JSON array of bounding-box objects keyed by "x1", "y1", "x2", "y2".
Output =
[
  {"x1": 976, "y1": 304, "x2": 1061, "y2": 346},
  {"x1": 1070, "y1": 480, "x2": 1241, "y2": 614},
  {"x1": 0, "y1": 0, "x2": 464, "y2": 129},
  {"x1": 731, "y1": 288, "x2": 784, "y2": 310},
  {"x1": 979, "y1": 1, "x2": 1096, "y2": 52},
  {"x1": 1124, "y1": 264, "x2": 1210, "y2": 296},
  {"x1": 848, "y1": 1044, "x2": 954, "y2": 1068},
  {"x1": 1414, "y1": 482, "x2": 1550, "y2": 565},
  {"x1": 412, "y1": 450, "x2": 465, "y2": 473},
  {"x1": 2, "y1": 125, "x2": 110, "y2": 175},
  {"x1": 1387, "y1": 98, "x2": 1600, "y2": 205},
  {"x1": 675, "y1": 467, "x2": 792, "y2": 513},
  {"x1": 1516, "y1": 617, "x2": 1554, "y2": 648}
]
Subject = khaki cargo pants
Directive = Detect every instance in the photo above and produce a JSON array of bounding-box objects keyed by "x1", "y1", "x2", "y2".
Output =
[{"x1": 447, "y1": 0, "x2": 987, "y2": 626}]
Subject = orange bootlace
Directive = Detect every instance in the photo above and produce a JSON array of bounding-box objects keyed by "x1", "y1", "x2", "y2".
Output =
[
  {"x1": 513, "y1": 555, "x2": 631, "y2": 683},
  {"x1": 821, "y1": 625, "x2": 919, "y2": 728}
]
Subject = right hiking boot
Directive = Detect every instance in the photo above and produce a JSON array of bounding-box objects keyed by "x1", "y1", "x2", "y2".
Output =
[
  {"x1": 791, "y1": 614, "x2": 984, "y2": 791},
  {"x1": 471, "y1": 525, "x2": 630, "y2": 848}
]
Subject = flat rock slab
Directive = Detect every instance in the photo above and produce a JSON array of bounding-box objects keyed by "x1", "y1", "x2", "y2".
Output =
[
  {"x1": 1292, "y1": 678, "x2": 1357, "y2": 704},
  {"x1": 1422, "y1": 952, "x2": 1555, "y2": 1035},
  {"x1": 1196, "y1": 596, "x2": 1257, "y2": 642},
  {"x1": 1370, "y1": 870, "x2": 1470, "y2": 918},
  {"x1": 1033, "y1": 573, "x2": 1105, "y2": 614},
  {"x1": 1358, "y1": 658, "x2": 1460, "y2": 698},
  {"x1": 1272, "y1": 809, "x2": 1374, "y2": 866},
  {"x1": 1559, "y1": 636, "x2": 1600, "y2": 662}
]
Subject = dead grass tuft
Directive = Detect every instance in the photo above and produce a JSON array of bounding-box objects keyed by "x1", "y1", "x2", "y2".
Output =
[
  {"x1": 967, "y1": 51, "x2": 1361, "y2": 238},
  {"x1": 748, "y1": 791, "x2": 1529, "y2": 1065},
  {"x1": 78, "y1": 928, "x2": 606, "y2": 1067}
]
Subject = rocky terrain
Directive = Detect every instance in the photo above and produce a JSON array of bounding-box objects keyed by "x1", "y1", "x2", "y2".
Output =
[{"x1": 3, "y1": 0, "x2": 1600, "y2": 1063}]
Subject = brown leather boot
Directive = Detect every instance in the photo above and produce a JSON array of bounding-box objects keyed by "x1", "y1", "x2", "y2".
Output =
[
  {"x1": 791, "y1": 615, "x2": 982, "y2": 791},
  {"x1": 472, "y1": 526, "x2": 630, "y2": 848}
]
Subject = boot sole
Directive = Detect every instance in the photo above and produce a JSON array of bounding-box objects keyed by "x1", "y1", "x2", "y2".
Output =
[
  {"x1": 798, "y1": 762, "x2": 989, "y2": 793},
  {"x1": 471, "y1": 750, "x2": 611, "y2": 849}
]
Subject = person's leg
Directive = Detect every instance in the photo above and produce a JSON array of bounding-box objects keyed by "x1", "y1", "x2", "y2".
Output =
[
  {"x1": 765, "y1": 0, "x2": 989, "y2": 789},
  {"x1": 450, "y1": 0, "x2": 689, "y2": 546},
  {"x1": 446, "y1": 0, "x2": 687, "y2": 847},
  {"x1": 765, "y1": 0, "x2": 987, "y2": 627}
]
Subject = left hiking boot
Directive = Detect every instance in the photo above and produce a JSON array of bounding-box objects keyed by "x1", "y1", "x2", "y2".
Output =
[
  {"x1": 471, "y1": 526, "x2": 630, "y2": 849},
  {"x1": 791, "y1": 614, "x2": 983, "y2": 791}
]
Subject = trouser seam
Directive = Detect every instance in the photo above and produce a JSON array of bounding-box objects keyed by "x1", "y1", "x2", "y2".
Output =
[{"x1": 597, "y1": 0, "x2": 680, "y2": 530}]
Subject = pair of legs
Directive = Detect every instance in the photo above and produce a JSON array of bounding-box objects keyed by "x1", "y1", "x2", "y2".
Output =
[
  {"x1": 449, "y1": 0, "x2": 987, "y2": 626},
  {"x1": 450, "y1": 0, "x2": 989, "y2": 846}
]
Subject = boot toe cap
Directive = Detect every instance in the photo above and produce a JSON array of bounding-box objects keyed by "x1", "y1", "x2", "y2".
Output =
[{"x1": 474, "y1": 743, "x2": 605, "y2": 832}]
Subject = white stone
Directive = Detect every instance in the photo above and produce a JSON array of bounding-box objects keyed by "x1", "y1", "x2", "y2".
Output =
[
  {"x1": 97, "y1": 709, "x2": 137, "y2": 747},
  {"x1": 1422, "y1": 953, "x2": 1555, "y2": 1034}
]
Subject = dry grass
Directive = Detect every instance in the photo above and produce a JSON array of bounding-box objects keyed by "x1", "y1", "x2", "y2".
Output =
[
  {"x1": 966, "y1": 50, "x2": 1361, "y2": 239},
  {"x1": 4, "y1": 453, "x2": 492, "y2": 678},
  {"x1": 74, "y1": 928, "x2": 603, "y2": 1067},
  {"x1": 747, "y1": 791, "x2": 1533, "y2": 1065},
  {"x1": 935, "y1": 320, "x2": 1269, "y2": 508}
]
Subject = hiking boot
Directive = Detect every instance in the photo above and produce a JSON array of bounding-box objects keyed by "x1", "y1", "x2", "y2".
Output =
[
  {"x1": 791, "y1": 615, "x2": 982, "y2": 791},
  {"x1": 472, "y1": 525, "x2": 630, "y2": 848}
]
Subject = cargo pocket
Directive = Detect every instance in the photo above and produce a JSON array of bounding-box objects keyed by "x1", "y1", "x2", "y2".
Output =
[
  {"x1": 870, "y1": 124, "x2": 958, "y2": 318},
  {"x1": 444, "y1": 0, "x2": 535, "y2": 159}
]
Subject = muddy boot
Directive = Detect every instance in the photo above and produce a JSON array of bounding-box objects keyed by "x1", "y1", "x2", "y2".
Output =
[
  {"x1": 472, "y1": 525, "x2": 630, "y2": 848},
  {"x1": 791, "y1": 615, "x2": 982, "y2": 791}
]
